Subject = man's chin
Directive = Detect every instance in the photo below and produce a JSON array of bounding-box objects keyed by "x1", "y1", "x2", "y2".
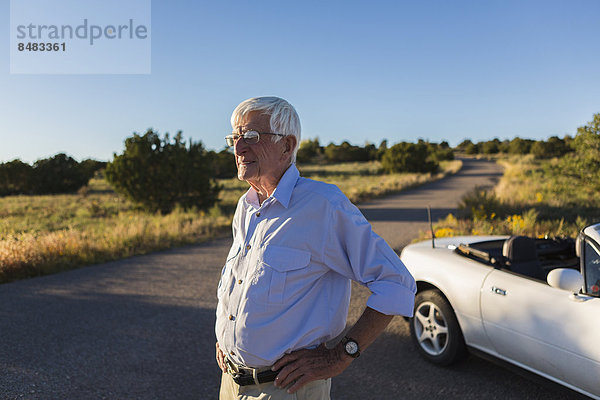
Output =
[{"x1": 237, "y1": 170, "x2": 256, "y2": 182}]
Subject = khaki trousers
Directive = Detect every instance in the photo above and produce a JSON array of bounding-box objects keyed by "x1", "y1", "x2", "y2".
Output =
[{"x1": 219, "y1": 372, "x2": 331, "y2": 400}]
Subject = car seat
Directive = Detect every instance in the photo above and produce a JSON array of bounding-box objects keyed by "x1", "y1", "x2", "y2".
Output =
[{"x1": 502, "y1": 236, "x2": 544, "y2": 280}]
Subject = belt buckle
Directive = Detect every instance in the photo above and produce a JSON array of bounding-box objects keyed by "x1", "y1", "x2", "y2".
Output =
[
  {"x1": 225, "y1": 358, "x2": 244, "y2": 384},
  {"x1": 225, "y1": 358, "x2": 237, "y2": 375}
]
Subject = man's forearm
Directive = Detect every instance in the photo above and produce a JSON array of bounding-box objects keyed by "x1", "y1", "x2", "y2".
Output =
[
  {"x1": 339, "y1": 306, "x2": 394, "y2": 354},
  {"x1": 272, "y1": 306, "x2": 395, "y2": 393}
]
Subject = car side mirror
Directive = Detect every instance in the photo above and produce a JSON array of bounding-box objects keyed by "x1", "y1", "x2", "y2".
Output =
[{"x1": 547, "y1": 268, "x2": 584, "y2": 293}]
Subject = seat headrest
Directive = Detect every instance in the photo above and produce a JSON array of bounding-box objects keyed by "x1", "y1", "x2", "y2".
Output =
[{"x1": 502, "y1": 236, "x2": 538, "y2": 262}]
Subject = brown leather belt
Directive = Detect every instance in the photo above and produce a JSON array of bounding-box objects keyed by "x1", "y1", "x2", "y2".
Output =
[{"x1": 225, "y1": 358, "x2": 280, "y2": 386}]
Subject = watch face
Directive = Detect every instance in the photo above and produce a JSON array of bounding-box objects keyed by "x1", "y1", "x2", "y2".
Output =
[{"x1": 345, "y1": 341, "x2": 358, "y2": 354}]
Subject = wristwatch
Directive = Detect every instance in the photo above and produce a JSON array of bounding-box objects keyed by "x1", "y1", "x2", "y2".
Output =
[{"x1": 341, "y1": 336, "x2": 361, "y2": 358}]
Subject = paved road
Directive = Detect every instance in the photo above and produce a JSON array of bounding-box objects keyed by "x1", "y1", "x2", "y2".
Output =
[{"x1": 0, "y1": 158, "x2": 587, "y2": 399}]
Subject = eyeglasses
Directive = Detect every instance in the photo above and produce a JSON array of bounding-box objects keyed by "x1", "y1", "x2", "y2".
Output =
[{"x1": 225, "y1": 130, "x2": 285, "y2": 147}]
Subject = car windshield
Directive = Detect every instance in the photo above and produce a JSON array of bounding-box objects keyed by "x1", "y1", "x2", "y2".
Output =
[{"x1": 584, "y1": 240, "x2": 600, "y2": 296}]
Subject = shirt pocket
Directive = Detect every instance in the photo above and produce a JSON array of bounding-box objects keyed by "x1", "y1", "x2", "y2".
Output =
[
  {"x1": 218, "y1": 242, "x2": 241, "y2": 296},
  {"x1": 260, "y1": 245, "x2": 312, "y2": 304}
]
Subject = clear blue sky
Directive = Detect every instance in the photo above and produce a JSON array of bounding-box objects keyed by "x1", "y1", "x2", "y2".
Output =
[{"x1": 2, "y1": 0, "x2": 599, "y2": 163}]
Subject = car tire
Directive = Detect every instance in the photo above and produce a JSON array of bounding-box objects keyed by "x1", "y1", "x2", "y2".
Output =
[{"x1": 409, "y1": 289, "x2": 467, "y2": 366}]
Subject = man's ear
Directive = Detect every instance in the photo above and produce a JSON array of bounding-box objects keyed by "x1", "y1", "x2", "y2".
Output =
[{"x1": 284, "y1": 135, "x2": 297, "y2": 155}]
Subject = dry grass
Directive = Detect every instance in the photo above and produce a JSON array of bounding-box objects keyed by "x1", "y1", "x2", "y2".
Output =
[{"x1": 1, "y1": 160, "x2": 462, "y2": 283}]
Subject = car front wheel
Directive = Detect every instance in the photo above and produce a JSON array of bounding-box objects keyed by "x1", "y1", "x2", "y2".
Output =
[{"x1": 409, "y1": 289, "x2": 467, "y2": 365}]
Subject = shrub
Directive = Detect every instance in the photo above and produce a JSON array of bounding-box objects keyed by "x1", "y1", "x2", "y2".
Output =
[
  {"x1": 207, "y1": 149, "x2": 236, "y2": 179},
  {"x1": 31, "y1": 153, "x2": 90, "y2": 194},
  {"x1": 376, "y1": 140, "x2": 388, "y2": 161},
  {"x1": 555, "y1": 113, "x2": 600, "y2": 190},
  {"x1": 426, "y1": 141, "x2": 454, "y2": 162},
  {"x1": 530, "y1": 137, "x2": 570, "y2": 159},
  {"x1": 381, "y1": 142, "x2": 438, "y2": 173},
  {"x1": 481, "y1": 139, "x2": 500, "y2": 154},
  {"x1": 296, "y1": 138, "x2": 322, "y2": 163},
  {"x1": 323, "y1": 141, "x2": 373, "y2": 163},
  {"x1": 508, "y1": 137, "x2": 534, "y2": 154},
  {"x1": 105, "y1": 129, "x2": 220, "y2": 214},
  {"x1": 458, "y1": 186, "x2": 504, "y2": 220},
  {"x1": 0, "y1": 159, "x2": 33, "y2": 196},
  {"x1": 79, "y1": 159, "x2": 107, "y2": 180},
  {"x1": 464, "y1": 142, "x2": 480, "y2": 155}
]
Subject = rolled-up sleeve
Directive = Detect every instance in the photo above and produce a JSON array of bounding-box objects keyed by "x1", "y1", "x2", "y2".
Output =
[{"x1": 324, "y1": 194, "x2": 416, "y2": 317}]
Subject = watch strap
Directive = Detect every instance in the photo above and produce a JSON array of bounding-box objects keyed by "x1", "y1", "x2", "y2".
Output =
[{"x1": 341, "y1": 336, "x2": 361, "y2": 358}]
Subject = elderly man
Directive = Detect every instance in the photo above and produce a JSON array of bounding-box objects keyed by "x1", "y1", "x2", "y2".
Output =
[{"x1": 215, "y1": 96, "x2": 416, "y2": 400}]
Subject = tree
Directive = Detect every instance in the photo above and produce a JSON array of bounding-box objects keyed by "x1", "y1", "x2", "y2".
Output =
[
  {"x1": 456, "y1": 139, "x2": 474, "y2": 152},
  {"x1": 464, "y1": 142, "x2": 480, "y2": 155},
  {"x1": 508, "y1": 137, "x2": 533, "y2": 154},
  {"x1": 530, "y1": 136, "x2": 570, "y2": 159},
  {"x1": 498, "y1": 139, "x2": 510, "y2": 153},
  {"x1": 105, "y1": 129, "x2": 220, "y2": 214},
  {"x1": 381, "y1": 142, "x2": 438, "y2": 173},
  {"x1": 79, "y1": 159, "x2": 107, "y2": 180},
  {"x1": 323, "y1": 141, "x2": 371, "y2": 163},
  {"x1": 0, "y1": 159, "x2": 33, "y2": 196},
  {"x1": 296, "y1": 138, "x2": 322, "y2": 164},
  {"x1": 559, "y1": 113, "x2": 600, "y2": 188},
  {"x1": 31, "y1": 153, "x2": 89, "y2": 194},
  {"x1": 424, "y1": 141, "x2": 454, "y2": 162},
  {"x1": 481, "y1": 139, "x2": 500, "y2": 154},
  {"x1": 376, "y1": 139, "x2": 388, "y2": 161},
  {"x1": 207, "y1": 149, "x2": 236, "y2": 179}
]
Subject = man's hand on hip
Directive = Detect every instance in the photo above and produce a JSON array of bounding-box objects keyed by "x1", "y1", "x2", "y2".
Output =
[
  {"x1": 271, "y1": 343, "x2": 353, "y2": 393},
  {"x1": 216, "y1": 342, "x2": 226, "y2": 372}
]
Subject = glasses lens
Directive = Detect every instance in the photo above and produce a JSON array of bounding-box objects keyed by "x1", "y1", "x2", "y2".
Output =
[
  {"x1": 225, "y1": 135, "x2": 236, "y2": 147},
  {"x1": 243, "y1": 131, "x2": 260, "y2": 145}
]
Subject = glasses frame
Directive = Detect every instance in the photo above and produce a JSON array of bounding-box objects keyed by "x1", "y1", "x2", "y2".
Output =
[{"x1": 225, "y1": 129, "x2": 286, "y2": 147}]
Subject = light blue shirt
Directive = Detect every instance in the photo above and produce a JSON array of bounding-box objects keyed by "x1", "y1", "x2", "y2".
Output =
[{"x1": 215, "y1": 164, "x2": 416, "y2": 368}]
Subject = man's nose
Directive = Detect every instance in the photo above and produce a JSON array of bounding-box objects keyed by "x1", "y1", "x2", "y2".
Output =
[{"x1": 233, "y1": 137, "x2": 248, "y2": 155}]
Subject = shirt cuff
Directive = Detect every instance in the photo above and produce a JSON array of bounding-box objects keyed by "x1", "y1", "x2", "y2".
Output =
[{"x1": 366, "y1": 281, "x2": 416, "y2": 317}]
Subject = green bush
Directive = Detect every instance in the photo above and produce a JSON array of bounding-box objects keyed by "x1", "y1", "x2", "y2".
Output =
[
  {"x1": 323, "y1": 141, "x2": 373, "y2": 163},
  {"x1": 427, "y1": 141, "x2": 454, "y2": 162},
  {"x1": 381, "y1": 142, "x2": 438, "y2": 173},
  {"x1": 481, "y1": 139, "x2": 500, "y2": 154},
  {"x1": 0, "y1": 159, "x2": 33, "y2": 196},
  {"x1": 458, "y1": 186, "x2": 505, "y2": 220},
  {"x1": 530, "y1": 136, "x2": 570, "y2": 159},
  {"x1": 0, "y1": 155, "x2": 97, "y2": 196},
  {"x1": 296, "y1": 138, "x2": 322, "y2": 164},
  {"x1": 557, "y1": 113, "x2": 600, "y2": 190},
  {"x1": 464, "y1": 142, "x2": 480, "y2": 155},
  {"x1": 79, "y1": 159, "x2": 107, "y2": 180},
  {"x1": 207, "y1": 149, "x2": 236, "y2": 179},
  {"x1": 31, "y1": 153, "x2": 90, "y2": 194},
  {"x1": 508, "y1": 137, "x2": 534, "y2": 154},
  {"x1": 376, "y1": 140, "x2": 388, "y2": 161},
  {"x1": 105, "y1": 129, "x2": 220, "y2": 214}
]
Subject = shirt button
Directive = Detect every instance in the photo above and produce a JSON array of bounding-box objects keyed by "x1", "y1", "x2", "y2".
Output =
[
  {"x1": 230, "y1": 351, "x2": 235, "y2": 356},
  {"x1": 229, "y1": 315, "x2": 235, "y2": 321},
  {"x1": 256, "y1": 212, "x2": 261, "y2": 217},
  {"x1": 238, "y1": 279, "x2": 243, "y2": 284},
  {"x1": 246, "y1": 244, "x2": 251, "y2": 250}
]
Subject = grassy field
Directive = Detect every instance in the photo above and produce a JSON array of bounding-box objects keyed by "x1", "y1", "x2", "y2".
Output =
[
  {"x1": 428, "y1": 155, "x2": 598, "y2": 240},
  {"x1": 0, "y1": 160, "x2": 461, "y2": 283}
]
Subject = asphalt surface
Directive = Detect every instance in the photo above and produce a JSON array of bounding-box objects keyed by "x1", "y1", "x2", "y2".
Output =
[{"x1": 0, "y1": 158, "x2": 589, "y2": 400}]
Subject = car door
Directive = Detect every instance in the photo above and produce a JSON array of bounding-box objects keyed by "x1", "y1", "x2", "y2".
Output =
[{"x1": 480, "y1": 269, "x2": 600, "y2": 397}]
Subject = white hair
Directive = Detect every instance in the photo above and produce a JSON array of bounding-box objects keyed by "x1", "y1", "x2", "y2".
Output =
[{"x1": 230, "y1": 96, "x2": 301, "y2": 163}]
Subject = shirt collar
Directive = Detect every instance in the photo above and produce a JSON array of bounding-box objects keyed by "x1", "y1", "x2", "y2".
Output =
[
  {"x1": 245, "y1": 164, "x2": 299, "y2": 209},
  {"x1": 271, "y1": 164, "x2": 299, "y2": 209}
]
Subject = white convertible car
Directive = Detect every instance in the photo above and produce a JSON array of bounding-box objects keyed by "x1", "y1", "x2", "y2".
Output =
[{"x1": 400, "y1": 222, "x2": 600, "y2": 399}]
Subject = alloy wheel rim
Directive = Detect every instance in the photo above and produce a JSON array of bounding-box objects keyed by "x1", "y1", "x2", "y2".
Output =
[{"x1": 414, "y1": 301, "x2": 449, "y2": 356}]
